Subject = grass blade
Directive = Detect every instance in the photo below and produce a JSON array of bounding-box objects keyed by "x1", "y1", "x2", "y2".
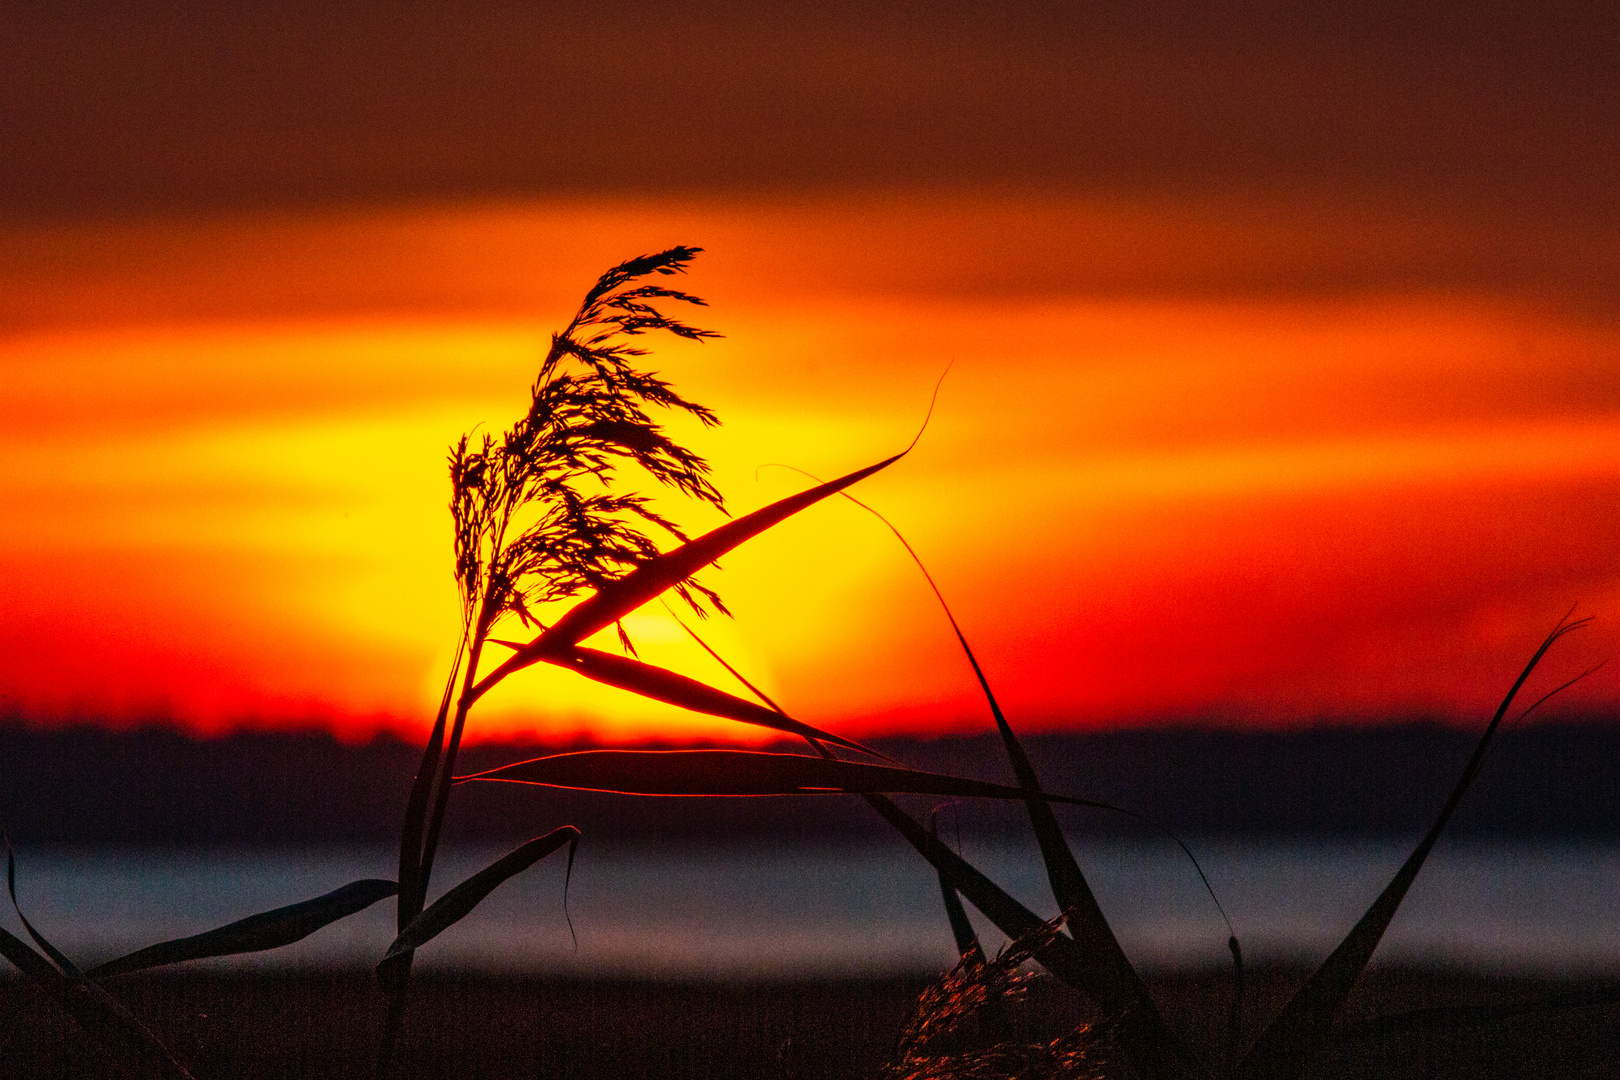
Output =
[
  {"x1": 380, "y1": 827, "x2": 579, "y2": 963},
  {"x1": 864, "y1": 795, "x2": 1086, "y2": 973},
  {"x1": 458, "y1": 748, "x2": 1131, "y2": 805},
  {"x1": 8, "y1": 841, "x2": 79, "y2": 975},
  {"x1": 0, "y1": 921, "x2": 62, "y2": 987},
  {"x1": 1238, "y1": 612, "x2": 1590, "y2": 1080},
  {"x1": 470, "y1": 450, "x2": 908, "y2": 701},
  {"x1": 933, "y1": 856, "x2": 1014, "y2": 1045},
  {"x1": 927, "y1": 814, "x2": 1017, "y2": 1047},
  {"x1": 87, "y1": 879, "x2": 398, "y2": 980},
  {"x1": 984, "y1": 698, "x2": 1179, "y2": 1077},
  {"x1": 776, "y1": 472, "x2": 1102, "y2": 913},
  {"x1": 550, "y1": 647, "x2": 881, "y2": 756},
  {"x1": 932, "y1": 819, "x2": 986, "y2": 965}
]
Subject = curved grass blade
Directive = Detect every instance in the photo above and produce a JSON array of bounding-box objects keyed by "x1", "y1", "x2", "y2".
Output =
[
  {"x1": 1238, "y1": 612, "x2": 1591, "y2": 1080},
  {"x1": 927, "y1": 814, "x2": 1017, "y2": 1045},
  {"x1": 813, "y1": 482, "x2": 1184, "y2": 1075},
  {"x1": 380, "y1": 827, "x2": 578, "y2": 963},
  {"x1": 1228, "y1": 934, "x2": 1247, "y2": 1078},
  {"x1": 932, "y1": 818, "x2": 986, "y2": 966},
  {"x1": 458, "y1": 748, "x2": 1130, "y2": 806},
  {"x1": 548, "y1": 647, "x2": 881, "y2": 756},
  {"x1": 0, "y1": 921, "x2": 61, "y2": 987},
  {"x1": 87, "y1": 879, "x2": 398, "y2": 980},
  {"x1": 470, "y1": 449, "x2": 909, "y2": 701},
  {"x1": 8, "y1": 841, "x2": 78, "y2": 975}
]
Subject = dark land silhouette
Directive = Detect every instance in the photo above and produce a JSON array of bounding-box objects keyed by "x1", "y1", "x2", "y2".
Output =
[{"x1": 3, "y1": 719, "x2": 1616, "y2": 846}]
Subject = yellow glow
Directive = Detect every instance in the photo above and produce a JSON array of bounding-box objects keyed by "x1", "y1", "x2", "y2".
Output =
[{"x1": 4, "y1": 198, "x2": 1619, "y2": 737}]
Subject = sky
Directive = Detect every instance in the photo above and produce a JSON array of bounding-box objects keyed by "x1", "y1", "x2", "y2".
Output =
[{"x1": 2, "y1": 1, "x2": 1619, "y2": 742}]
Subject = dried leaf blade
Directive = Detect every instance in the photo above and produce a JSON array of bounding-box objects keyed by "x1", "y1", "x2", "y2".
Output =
[
  {"x1": 0, "y1": 921, "x2": 62, "y2": 989},
  {"x1": 381, "y1": 827, "x2": 579, "y2": 963},
  {"x1": 87, "y1": 879, "x2": 398, "y2": 980},
  {"x1": 457, "y1": 748, "x2": 1122, "y2": 805},
  {"x1": 549, "y1": 647, "x2": 880, "y2": 755},
  {"x1": 8, "y1": 841, "x2": 78, "y2": 976}
]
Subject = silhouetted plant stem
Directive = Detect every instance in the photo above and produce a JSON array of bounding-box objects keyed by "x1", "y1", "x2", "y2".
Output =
[
  {"x1": 375, "y1": 248, "x2": 727, "y2": 1076},
  {"x1": 1226, "y1": 934, "x2": 1245, "y2": 1080},
  {"x1": 419, "y1": 634, "x2": 489, "y2": 894},
  {"x1": 377, "y1": 639, "x2": 466, "y2": 1075},
  {"x1": 931, "y1": 816, "x2": 1013, "y2": 1046}
]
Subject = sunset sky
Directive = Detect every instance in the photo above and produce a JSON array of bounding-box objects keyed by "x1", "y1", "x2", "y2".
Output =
[{"x1": 3, "y1": 1, "x2": 1618, "y2": 742}]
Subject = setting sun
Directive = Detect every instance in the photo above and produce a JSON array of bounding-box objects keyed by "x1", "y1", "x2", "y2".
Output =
[{"x1": 3, "y1": 198, "x2": 1617, "y2": 741}]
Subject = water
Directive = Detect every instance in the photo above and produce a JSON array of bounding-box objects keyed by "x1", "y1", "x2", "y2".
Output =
[{"x1": 7, "y1": 839, "x2": 1620, "y2": 978}]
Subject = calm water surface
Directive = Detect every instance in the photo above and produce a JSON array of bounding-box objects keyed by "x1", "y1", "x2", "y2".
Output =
[{"x1": 8, "y1": 840, "x2": 1619, "y2": 977}]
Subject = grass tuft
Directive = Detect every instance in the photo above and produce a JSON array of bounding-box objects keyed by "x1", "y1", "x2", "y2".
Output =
[{"x1": 886, "y1": 916, "x2": 1104, "y2": 1080}]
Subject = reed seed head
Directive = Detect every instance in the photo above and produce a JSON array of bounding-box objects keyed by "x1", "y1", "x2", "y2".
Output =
[
  {"x1": 887, "y1": 915, "x2": 1104, "y2": 1080},
  {"x1": 450, "y1": 246, "x2": 728, "y2": 652}
]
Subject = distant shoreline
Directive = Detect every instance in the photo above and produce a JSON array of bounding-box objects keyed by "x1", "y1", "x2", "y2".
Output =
[{"x1": 3, "y1": 720, "x2": 1618, "y2": 844}]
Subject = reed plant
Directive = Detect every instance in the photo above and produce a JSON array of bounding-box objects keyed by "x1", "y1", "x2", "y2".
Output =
[{"x1": 0, "y1": 247, "x2": 1608, "y2": 1079}]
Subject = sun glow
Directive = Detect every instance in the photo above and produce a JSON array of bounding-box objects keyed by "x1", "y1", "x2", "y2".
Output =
[{"x1": 3, "y1": 198, "x2": 1618, "y2": 740}]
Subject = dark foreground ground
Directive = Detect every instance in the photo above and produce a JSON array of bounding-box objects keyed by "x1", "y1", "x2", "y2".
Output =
[{"x1": 3, "y1": 967, "x2": 1619, "y2": 1080}]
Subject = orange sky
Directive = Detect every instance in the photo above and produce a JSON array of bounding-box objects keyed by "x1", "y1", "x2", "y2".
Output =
[
  {"x1": 4, "y1": 2, "x2": 1618, "y2": 741},
  {"x1": 4, "y1": 193, "x2": 1619, "y2": 741}
]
